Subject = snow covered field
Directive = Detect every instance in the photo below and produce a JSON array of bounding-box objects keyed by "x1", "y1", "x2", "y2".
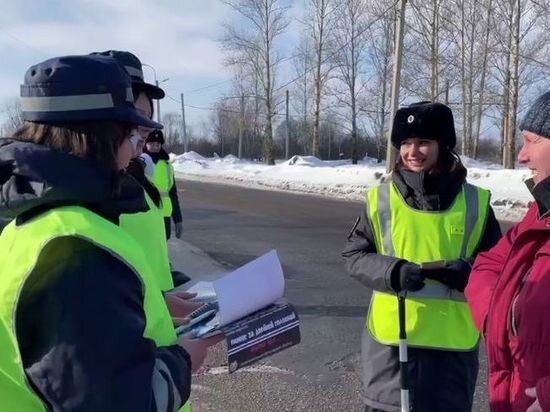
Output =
[{"x1": 172, "y1": 152, "x2": 533, "y2": 222}]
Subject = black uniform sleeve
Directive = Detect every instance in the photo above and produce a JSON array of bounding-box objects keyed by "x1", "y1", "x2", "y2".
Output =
[
  {"x1": 16, "y1": 237, "x2": 191, "y2": 412},
  {"x1": 169, "y1": 176, "x2": 182, "y2": 224},
  {"x1": 341, "y1": 207, "x2": 403, "y2": 293}
]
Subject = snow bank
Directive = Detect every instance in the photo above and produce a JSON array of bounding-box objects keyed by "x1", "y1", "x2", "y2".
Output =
[{"x1": 173, "y1": 152, "x2": 532, "y2": 221}]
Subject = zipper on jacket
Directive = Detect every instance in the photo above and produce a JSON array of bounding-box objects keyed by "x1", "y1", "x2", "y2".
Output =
[{"x1": 509, "y1": 270, "x2": 531, "y2": 336}]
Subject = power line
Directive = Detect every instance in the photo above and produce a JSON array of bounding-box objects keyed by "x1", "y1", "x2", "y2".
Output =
[
  {"x1": 173, "y1": 1, "x2": 400, "y2": 119},
  {"x1": 184, "y1": 51, "x2": 306, "y2": 96}
]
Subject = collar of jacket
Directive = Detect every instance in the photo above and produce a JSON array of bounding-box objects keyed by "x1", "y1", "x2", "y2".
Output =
[
  {"x1": 391, "y1": 165, "x2": 467, "y2": 211},
  {"x1": 0, "y1": 139, "x2": 148, "y2": 225},
  {"x1": 145, "y1": 148, "x2": 169, "y2": 164},
  {"x1": 526, "y1": 176, "x2": 550, "y2": 219}
]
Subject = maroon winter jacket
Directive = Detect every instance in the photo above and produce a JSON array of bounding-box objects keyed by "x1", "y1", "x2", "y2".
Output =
[{"x1": 466, "y1": 201, "x2": 550, "y2": 412}]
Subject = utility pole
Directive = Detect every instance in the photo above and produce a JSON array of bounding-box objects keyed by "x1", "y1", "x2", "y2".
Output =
[
  {"x1": 385, "y1": 0, "x2": 407, "y2": 173},
  {"x1": 239, "y1": 93, "x2": 244, "y2": 159},
  {"x1": 286, "y1": 90, "x2": 290, "y2": 160},
  {"x1": 180, "y1": 93, "x2": 188, "y2": 153},
  {"x1": 156, "y1": 80, "x2": 161, "y2": 124}
]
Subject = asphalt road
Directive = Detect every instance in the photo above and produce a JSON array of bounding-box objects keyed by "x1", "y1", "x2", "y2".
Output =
[{"x1": 178, "y1": 179, "x2": 514, "y2": 412}]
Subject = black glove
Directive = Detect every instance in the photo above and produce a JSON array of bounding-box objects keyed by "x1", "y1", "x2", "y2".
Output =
[
  {"x1": 171, "y1": 270, "x2": 191, "y2": 288},
  {"x1": 392, "y1": 262, "x2": 426, "y2": 292},
  {"x1": 423, "y1": 259, "x2": 472, "y2": 292}
]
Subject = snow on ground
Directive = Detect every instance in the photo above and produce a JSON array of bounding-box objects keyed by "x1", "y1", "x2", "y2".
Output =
[{"x1": 172, "y1": 152, "x2": 533, "y2": 222}]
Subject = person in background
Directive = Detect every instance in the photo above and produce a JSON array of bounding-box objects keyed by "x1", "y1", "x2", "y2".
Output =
[
  {"x1": 0, "y1": 54, "x2": 217, "y2": 412},
  {"x1": 466, "y1": 91, "x2": 550, "y2": 412},
  {"x1": 145, "y1": 129, "x2": 183, "y2": 240},
  {"x1": 342, "y1": 101, "x2": 501, "y2": 412},
  {"x1": 92, "y1": 50, "x2": 190, "y2": 289}
]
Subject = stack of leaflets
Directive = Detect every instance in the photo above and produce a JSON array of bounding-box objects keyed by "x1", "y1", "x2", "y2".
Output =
[{"x1": 177, "y1": 250, "x2": 301, "y2": 373}]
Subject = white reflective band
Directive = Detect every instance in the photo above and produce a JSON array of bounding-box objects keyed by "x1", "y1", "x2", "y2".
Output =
[
  {"x1": 399, "y1": 339, "x2": 408, "y2": 362},
  {"x1": 21, "y1": 93, "x2": 114, "y2": 112},
  {"x1": 400, "y1": 391, "x2": 410, "y2": 412},
  {"x1": 126, "y1": 87, "x2": 134, "y2": 103},
  {"x1": 124, "y1": 65, "x2": 144, "y2": 80}
]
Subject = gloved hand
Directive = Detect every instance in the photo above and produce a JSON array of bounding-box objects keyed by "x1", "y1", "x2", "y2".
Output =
[
  {"x1": 138, "y1": 153, "x2": 155, "y2": 180},
  {"x1": 174, "y1": 221, "x2": 183, "y2": 239},
  {"x1": 423, "y1": 259, "x2": 472, "y2": 292},
  {"x1": 392, "y1": 261, "x2": 426, "y2": 292}
]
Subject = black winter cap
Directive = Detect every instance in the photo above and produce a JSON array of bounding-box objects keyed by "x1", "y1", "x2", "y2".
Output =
[
  {"x1": 391, "y1": 101, "x2": 457, "y2": 149},
  {"x1": 146, "y1": 129, "x2": 165, "y2": 145},
  {"x1": 519, "y1": 91, "x2": 550, "y2": 139}
]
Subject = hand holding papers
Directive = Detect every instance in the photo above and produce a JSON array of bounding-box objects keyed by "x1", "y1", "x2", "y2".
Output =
[{"x1": 179, "y1": 250, "x2": 301, "y2": 373}]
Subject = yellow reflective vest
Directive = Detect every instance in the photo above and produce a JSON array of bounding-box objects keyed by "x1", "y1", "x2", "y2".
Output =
[
  {"x1": 365, "y1": 182, "x2": 490, "y2": 351},
  {"x1": 120, "y1": 192, "x2": 174, "y2": 291},
  {"x1": 0, "y1": 206, "x2": 182, "y2": 411},
  {"x1": 151, "y1": 160, "x2": 175, "y2": 218}
]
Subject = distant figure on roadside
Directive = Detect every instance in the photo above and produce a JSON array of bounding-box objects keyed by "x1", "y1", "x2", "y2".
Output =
[
  {"x1": 145, "y1": 129, "x2": 183, "y2": 239},
  {"x1": 342, "y1": 101, "x2": 501, "y2": 412},
  {"x1": 466, "y1": 91, "x2": 550, "y2": 412}
]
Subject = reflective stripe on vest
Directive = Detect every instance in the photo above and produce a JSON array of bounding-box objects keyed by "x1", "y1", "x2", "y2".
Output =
[
  {"x1": 120, "y1": 192, "x2": 174, "y2": 291},
  {"x1": 152, "y1": 160, "x2": 175, "y2": 217},
  {"x1": 365, "y1": 182, "x2": 490, "y2": 350},
  {"x1": 0, "y1": 206, "x2": 177, "y2": 410}
]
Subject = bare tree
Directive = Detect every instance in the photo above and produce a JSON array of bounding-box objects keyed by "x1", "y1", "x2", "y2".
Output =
[
  {"x1": 472, "y1": 0, "x2": 495, "y2": 159},
  {"x1": 303, "y1": 0, "x2": 336, "y2": 157},
  {"x1": 291, "y1": 35, "x2": 314, "y2": 153},
  {"x1": 1, "y1": 99, "x2": 24, "y2": 135},
  {"x1": 362, "y1": 0, "x2": 395, "y2": 160},
  {"x1": 162, "y1": 113, "x2": 182, "y2": 149},
  {"x1": 491, "y1": 0, "x2": 550, "y2": 167},
  {"x1": 329, "y1": 0, "x2": 369, "y2": 164},
  {"x1": 221, "y1": 0, "x2": 290, "y2": 165}
]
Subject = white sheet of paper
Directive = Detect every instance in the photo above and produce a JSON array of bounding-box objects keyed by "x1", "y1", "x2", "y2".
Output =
[
  {"x1": 214, "y1": 250, "x2": 284, "y2": 326},
  {"x1": 185, "y1": 281, "x2": 217, "y2": 302}
]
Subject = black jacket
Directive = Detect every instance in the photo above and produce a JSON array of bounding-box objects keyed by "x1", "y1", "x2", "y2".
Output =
[
  {"x1": 342, "y1": 166, "x2": 502, "y2": 412},
  {"x1": 146, "y1": 149, "x2": 182, "y2": 224},
  {"x1": 0, "y1": 139, "x2": 191, "y2": 412}
]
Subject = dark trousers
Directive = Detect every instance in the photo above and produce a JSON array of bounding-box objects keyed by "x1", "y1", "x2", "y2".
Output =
[{"x1": 164, "y1": 217, "x2": 171, "y2": 239}]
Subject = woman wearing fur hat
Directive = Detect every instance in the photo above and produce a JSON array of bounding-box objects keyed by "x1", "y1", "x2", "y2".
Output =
[
  {"x1": 342, "y1": 101, "x2": 501, "y2": 411},
  {"x1": 145, "y1": 129, "x2": 183, "y2": 240},
  {"x1": 0, "y1": 55, "x2": 219, "y2": 411},
  {"x1": 466, "y1": 92, "x2": 550, "y2": 412}
]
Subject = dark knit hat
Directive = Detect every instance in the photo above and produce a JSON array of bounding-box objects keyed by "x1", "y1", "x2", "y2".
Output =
[
  {"x1": 519, "y1": 91, "x2": 550, "y2": 138},
  {"x1": 146, "y1": 129, "x2": 165, "y2": 145},
  {"x1": 91, "y1": 50, "x2": 165, "y2": 100},
  {"x1": 20, "y1": 54, "x2": 162, "y2": 129},
  {"x1": 391, "y1": 101, "x2": 457, "y2": 149}
]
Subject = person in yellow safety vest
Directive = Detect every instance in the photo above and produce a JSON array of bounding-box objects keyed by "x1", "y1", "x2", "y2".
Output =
[
  {"x1": 0, "y1": 54, "x2": 220, "y2": 412},
  {"x1": 342, "y1": 101, "x2": 503, "y2": 412},
  {"x1": 92, "y1": 50, "x2": 190, "y2": 289},
  {"x1": 145, "y1": 129, "x2": 183, "y2": 240},
  {"x1": 89, "y1": 51, "x2": 203, "y2": 412}
]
